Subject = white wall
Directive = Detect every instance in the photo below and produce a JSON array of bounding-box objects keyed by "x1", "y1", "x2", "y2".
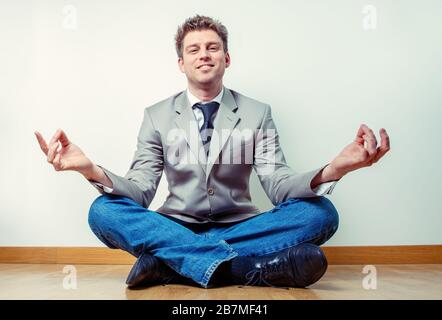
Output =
[{"x1": 1, "y1": 0, "x2": 441, "y2": 246}]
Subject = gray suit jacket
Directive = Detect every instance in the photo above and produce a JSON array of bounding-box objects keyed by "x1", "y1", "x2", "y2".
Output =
[{"x1": 91, "y1": 87, "x2": 334, "y2": 223}]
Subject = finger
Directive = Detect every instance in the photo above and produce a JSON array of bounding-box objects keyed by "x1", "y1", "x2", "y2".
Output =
[
  {"x1": 362, "y1": 133, "x2": 377, "y2": 158},
  {"x1": 355, "y1": 124, "x2": 377, "y2": 148},
  {"x1": 34, "y1": 131, "x2": 49, "y2": 155},
  {"x1": 57, "y1": 129, "x2": 70, "y2": 147},
  {"x1": 47, "y1": 129, "x2": 70, "y2": 160},
  {"x1": 361, "y1": 125, "x2": 377, "y2": 156},
  {"x1": 47, "y1": 141, "x2": 60, "y2": 163},
  {"x1": 380, "y1": 128, "x2": 390, "y2": 150},
  {"x1": 355, "y1": 136, "x2": 364, "y2": 145},
  {"x1": 355, "y1": 124, "x2": 365, "y2": 140},
  {"x1": 49, "y1": 129, "x2": 61, "y2": 145},
  {"x1": 356, "y1": 124, "x2": 377, "y2": 140},
  {"x1": 372, "y1": 128, "x2": 391, "y2": 163},
  {"x1": 49, "y1": 128, "x2": 69, "y2": 148},
  {"x1": 53, "y1": 152, "x2": 63, "y2": 171},
  {"x1": 363, "y1": 124, "x2": 378, "y2": 147}
]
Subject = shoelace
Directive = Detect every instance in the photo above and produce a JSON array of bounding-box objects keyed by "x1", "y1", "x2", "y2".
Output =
[
  {"x1": 241, "y1": 262, "x2": 290, "y2": 289},
  {"x1": 244, "y1": 268, "x2": 275, "y2": 287}
]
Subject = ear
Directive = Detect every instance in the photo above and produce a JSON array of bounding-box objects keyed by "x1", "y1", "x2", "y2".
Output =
[
  {"x1": 178, "y1": 57, "x2": 185, "y2": 73},
  {"x1": 225, "y1": 52, "x2": 231, "y2": 68}
]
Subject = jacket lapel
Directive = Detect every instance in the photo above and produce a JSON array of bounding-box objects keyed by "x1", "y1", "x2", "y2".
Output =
[
  {"x1": 174, "y1": 91, "x2": 207, "y2": 174},
  {"x1": 206, "y1": 88, "x2": 240, "y2": 178}
]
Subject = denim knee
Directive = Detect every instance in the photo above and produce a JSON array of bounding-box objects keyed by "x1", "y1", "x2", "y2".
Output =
[
  {"x1": 88, "y1": 194, "x2": 121, "y2": 248},
  {"x1": 315, "y1": 196, "x2": 339, "y2": 234},
  {"x1": 285, "y1": 196, "x2": 339, "y2": 232},
  {"x1": 88, "y1": 194, "x2": 115, "y2": 231}
]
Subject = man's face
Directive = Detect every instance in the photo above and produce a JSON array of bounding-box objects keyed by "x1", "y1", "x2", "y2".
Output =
[{"x1": 178, "y1": 29, "x2": 230, "y2": 88}]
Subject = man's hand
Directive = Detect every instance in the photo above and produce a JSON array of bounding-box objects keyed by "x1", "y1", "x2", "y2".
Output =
[
  {"x1": 329, "y1": 124, "x2": 391, "y2": 179},
  {"x1": 35, "y1": 129, "x2": 94, "y2": 176}
]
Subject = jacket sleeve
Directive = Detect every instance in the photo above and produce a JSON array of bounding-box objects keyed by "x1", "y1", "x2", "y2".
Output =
[
  {"x1": 253, "y1": 104, "x2": 336, "y2": 206},
  {"x1": 89, "y1": 107, "x2": 164, "y2": 208}
]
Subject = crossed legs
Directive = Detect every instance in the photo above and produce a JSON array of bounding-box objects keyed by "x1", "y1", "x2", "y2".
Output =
[{"x1": 88, "y1": 194, "x2": 339, "y2": 288}]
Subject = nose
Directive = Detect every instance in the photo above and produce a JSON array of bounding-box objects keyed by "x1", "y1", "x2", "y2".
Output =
[{"x1": 199, "y1": 49, "x2": 210, "y2": 59}]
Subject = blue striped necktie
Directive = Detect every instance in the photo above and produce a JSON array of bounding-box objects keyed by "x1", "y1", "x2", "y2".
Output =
[{"x1": 193, "y1": 101, "x2": 220, "y2": 156}]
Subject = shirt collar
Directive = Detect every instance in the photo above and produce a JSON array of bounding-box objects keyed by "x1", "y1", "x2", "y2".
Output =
[{"x1": 187, "y1": 87, "x2": 224, "y2": 107}]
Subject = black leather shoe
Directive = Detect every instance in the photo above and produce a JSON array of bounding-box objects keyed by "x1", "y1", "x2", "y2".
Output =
[
  {"x1": 231, "y1": 243, "x2": 328, "y2": 288},
  {"x1": 126, "y1": 252, "x2": 193, "y2": 288}
]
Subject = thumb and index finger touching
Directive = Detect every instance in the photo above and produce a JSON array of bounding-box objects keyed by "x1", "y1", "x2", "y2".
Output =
[
  {"x1": 355, "y1": 123, "x2": 391, "y2": 163},
  {"x1": 34, "y1": 129, "x2": 70, "y2": 156}
]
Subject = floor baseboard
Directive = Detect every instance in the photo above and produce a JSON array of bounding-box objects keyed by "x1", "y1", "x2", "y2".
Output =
[{"x1": 0, "y1": 245, "x2": 440, "y2": 265}]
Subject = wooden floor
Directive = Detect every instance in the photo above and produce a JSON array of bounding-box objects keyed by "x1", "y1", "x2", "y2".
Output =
[{"x1": 0, "y1": 264, "x2": 441, "y2": 300}]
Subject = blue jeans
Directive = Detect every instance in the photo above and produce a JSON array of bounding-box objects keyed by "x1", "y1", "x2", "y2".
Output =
[{"x1": 88, "y1": 194, "x2": 339, "y2": 288}]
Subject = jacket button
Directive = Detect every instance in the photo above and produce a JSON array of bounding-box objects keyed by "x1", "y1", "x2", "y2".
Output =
[{"x1": 207, "y1": 188, "x2": 214, "y2": 195}]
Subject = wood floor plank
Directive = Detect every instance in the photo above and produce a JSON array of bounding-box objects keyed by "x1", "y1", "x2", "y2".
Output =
[{"x1": 0, "y1": 264, "x2": 441, "y2": 300}]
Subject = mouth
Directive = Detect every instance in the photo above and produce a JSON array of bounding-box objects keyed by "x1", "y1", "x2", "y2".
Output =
[{"x1": 197, "y1": 64, "x2": 214, "y2": 70}]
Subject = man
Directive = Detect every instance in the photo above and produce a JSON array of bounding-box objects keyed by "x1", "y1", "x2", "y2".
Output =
[{"x1": 35, "y1": 15, "x2": 390, "y2": 289}]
